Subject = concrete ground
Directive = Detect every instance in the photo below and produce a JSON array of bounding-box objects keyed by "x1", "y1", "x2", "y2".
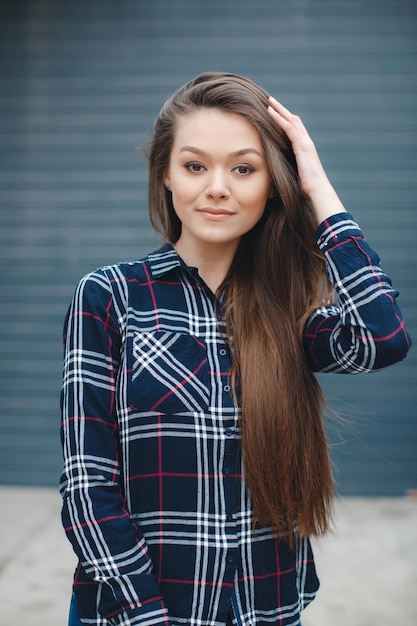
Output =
[{"x1": 0, "y1": 486, "x2": 416, "y2": 626}]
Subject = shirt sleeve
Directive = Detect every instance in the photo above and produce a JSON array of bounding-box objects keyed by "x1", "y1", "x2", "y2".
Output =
[
  {"x1": 303, "y1": 213, "x2": 412, "y2": 373},
  {"x1": 60, "y1": 269, "x2": 172, "y2": 626}
]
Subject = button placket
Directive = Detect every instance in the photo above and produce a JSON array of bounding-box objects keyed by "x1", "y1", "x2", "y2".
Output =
[{"x1": 215, "y1": 338, "x2": 238, "y2": 555}]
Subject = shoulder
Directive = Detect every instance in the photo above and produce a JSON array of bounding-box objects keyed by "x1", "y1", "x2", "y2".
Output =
[
  {"x1": 78, "y1": 245, "x2": 171, "y2": 293},
  {"x1": 73, "y1": 244, "x2": 175, "y2": 314}
]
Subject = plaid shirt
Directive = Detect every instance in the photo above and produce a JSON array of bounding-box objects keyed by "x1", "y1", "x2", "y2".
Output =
[{"x1": 60, "y1": 213, "x2": 410, "y2": 626}]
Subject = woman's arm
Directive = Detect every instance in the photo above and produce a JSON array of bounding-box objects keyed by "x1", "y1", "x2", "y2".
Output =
[
  {"x1": 267, "y1": 98, "x2": 411, "y2": 371},
  {"x1": 60, "y1": 270, "x2": 171, "y2": 625},
  {"x1": 303, "y1": 213, "x2": 411, "y2": 373}
]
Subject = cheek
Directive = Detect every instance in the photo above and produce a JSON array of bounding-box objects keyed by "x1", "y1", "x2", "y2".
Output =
[
  {"x1": 170, "y1": 186, "x2": 186, "y2": 207},
  {"x1": 170, "y1": 188, "x2": 192, "y2": 221},
  {"x1": 245, "y1": 175, "x2": 272, "y2": 202},
  {"x1": 243, "y1": 198, "x2": 267, "y2": 227},
  {"x1": 246, "y1": 185, "x2": 270, "y2": 213},
  {"x1": 246, "y1": 192, "x2": 269, "y2": 226},
  {"x1": 171, "y1": 177, "x2": 197, "y2": 204}
]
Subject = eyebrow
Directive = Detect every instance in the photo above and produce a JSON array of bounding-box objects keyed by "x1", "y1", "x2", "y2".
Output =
[{"x1": 179, "y1": 146, "x2": 264, "y2": 158}]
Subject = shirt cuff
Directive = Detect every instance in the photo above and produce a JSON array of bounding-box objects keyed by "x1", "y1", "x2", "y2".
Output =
[{"x1": 315, "y1": 212, "x2": 364, "y2": 252}]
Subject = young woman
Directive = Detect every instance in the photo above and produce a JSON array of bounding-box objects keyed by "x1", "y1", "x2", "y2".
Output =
[{"x1": 60, "y1": 72, "x2": 411, "y2": 626}]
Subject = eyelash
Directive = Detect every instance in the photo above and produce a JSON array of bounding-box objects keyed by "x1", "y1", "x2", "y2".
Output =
[
  {"x1": 185, "y1": 162, "x2": 205, "y2": 173},
  {"x1": 184, "y1": 162, "x2": 255, "y2": 175},
  {"x1": 234, "y1": 164, "x2": 254, "y2": 175}
]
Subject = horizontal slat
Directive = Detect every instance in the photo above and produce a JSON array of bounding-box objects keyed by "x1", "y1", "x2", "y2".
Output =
[{"x1": 0, "y1": 0, "x2": 416, "y2": 493}]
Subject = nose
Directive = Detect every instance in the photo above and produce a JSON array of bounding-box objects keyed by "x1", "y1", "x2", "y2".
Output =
[{"x1": 205, "y1": 169, "x2": 230, "y2": 200}]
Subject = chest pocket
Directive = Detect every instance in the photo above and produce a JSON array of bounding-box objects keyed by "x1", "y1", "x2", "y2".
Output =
[{"x1": 129, "y1": 331, "x2": 210, "y2": 413}]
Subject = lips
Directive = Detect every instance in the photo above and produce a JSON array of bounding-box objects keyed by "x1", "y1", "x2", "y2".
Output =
[{"x1": 197, "y1": 207, "x2": 235, "y2": 221}]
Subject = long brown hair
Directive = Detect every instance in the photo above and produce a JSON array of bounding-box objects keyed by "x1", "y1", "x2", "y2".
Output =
[{"x1": 148, "y1": 72, "x2": 335, "y2": 542}]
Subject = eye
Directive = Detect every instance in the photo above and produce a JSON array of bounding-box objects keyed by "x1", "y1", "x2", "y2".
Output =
[
  {"x1": 233, "y1": 164, "x2": 254, "y2": 175},
  {"x1": 185, "y1": 162, "x2": 205, "y2": 173}
]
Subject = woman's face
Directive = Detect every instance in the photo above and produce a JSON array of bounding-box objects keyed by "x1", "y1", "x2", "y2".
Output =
[{"x1": 164, "y1": 107, "x2": 272, "y2": 258}]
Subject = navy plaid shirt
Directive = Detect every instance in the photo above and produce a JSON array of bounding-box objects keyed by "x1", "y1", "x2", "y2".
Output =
[{"x1": 60, "y1": 213, "x2": 411, "y2": 626}]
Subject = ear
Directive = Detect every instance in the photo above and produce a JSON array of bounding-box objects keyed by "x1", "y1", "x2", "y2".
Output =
[{"x1": 163, "y1": 169, "x2": 171, "y2": 191}]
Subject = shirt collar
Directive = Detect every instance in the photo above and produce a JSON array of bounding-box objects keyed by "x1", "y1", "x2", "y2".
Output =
[{"x1": 147, "y1": 242, "x2": 192, "y2": 279}]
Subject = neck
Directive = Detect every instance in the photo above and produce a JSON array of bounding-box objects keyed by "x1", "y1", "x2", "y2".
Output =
[{"x1": 174, "y1": 239, "x2": 237, "y2": 294}]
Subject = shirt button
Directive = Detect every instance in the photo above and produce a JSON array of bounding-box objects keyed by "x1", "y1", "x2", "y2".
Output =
[
  {"x1": 225, "y1": 428, "x2": 233, "y2": 437},
  {"x1": 219, "y1": 348, "x2": 227, "y2": 356},
  {"x1": 227, "y1": 555, "x2": 235, "y2": 564},
  {"x1": 223, "y1": 467, "x2": 231, "y2": 475},
  {"x1": 223, "y1": 384, "x2": 231, "y2": 392}
]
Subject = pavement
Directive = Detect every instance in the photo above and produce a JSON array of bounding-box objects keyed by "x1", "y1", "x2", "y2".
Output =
[{"x1": 0, "y1": 486, "x2": 416, "y2": 626}]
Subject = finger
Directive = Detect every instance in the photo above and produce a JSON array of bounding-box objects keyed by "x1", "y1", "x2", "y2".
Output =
[
  {"x1": 268, "y1": 96, "x2": 309, "y2": 135},
  {"x1": 267, "y1": 104, "x2": 293, "y2": 134},
  {"x1": 268, "y1": 100, "x2": 312, "y2": 145},
  {"x1": 268, "y1": 96, "x2": 293, "y2": 120}
]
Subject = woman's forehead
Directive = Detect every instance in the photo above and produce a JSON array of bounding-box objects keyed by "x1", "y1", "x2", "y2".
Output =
[{"x1": 171, "y1": 108, "x2": 265, "y2": 155}]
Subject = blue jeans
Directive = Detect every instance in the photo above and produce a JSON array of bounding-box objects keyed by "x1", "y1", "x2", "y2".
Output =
[{"x1": 68, "y1": 594, "x2": 83, "y2": 626}]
